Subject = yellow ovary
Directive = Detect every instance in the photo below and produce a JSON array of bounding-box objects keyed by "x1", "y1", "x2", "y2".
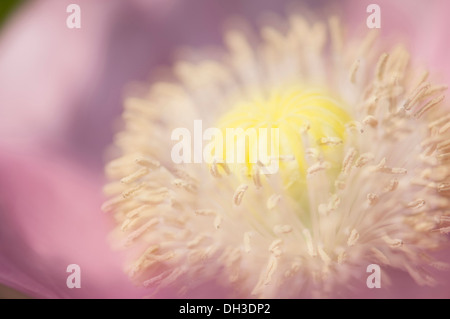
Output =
[{"x1": 215, "y1": 85, "x2": 352, "y2": 196}]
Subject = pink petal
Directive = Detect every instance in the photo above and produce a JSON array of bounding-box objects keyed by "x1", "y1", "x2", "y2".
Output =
[
  {"x1": 0, "y1": 145, "x2": 147, "y2": 298},
  {"x1": 344, "y1": 0, "x2": 450, "y2": 83}
]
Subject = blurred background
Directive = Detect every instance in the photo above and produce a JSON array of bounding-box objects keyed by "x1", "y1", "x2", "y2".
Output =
[
  {"x1": 1, "y1": 0, "x2": 36, "y2": 300},
  {"x1": 0, "y1": 0, "x2": 449, "y2": 299}
]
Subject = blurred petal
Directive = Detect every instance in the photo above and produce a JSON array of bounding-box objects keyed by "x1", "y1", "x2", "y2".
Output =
[
  {"x1": 344, "y1": 0, "x2": 450, "y2": 82},
  {"x1": 0, "y1": 0, "x2": 117, "y2": 148},
  {"x1": 0, "y1": 145, "x2": 146, "y2": 298}
]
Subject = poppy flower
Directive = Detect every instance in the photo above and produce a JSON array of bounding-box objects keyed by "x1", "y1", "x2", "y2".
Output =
[
  {"x1": 1, "y1": 0, "x2": 449, "y2": 298},
  {"x1": 104, "y1": 1, "x2": 450, "y2": 298}
]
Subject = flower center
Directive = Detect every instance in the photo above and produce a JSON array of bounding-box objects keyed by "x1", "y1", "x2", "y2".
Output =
[{"x1": 215, "y1": 85, "x2": 352, "y2": 192}]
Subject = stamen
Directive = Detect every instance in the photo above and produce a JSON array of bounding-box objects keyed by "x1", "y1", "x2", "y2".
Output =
[
  {"x1": 219, "y1": 162, "x2": 231, "y2": 175},
  {"x1": 172, "y1": 179, "x2": 197, "y2": 193},
  {"x1": 214, "y1": 215, "x2": 222, "y2": 229},
  {"x1": 278, "y1": 155, "x2": 296, "y2": 161},
  {"x1": 252, "y1": 166, "x2": 262, "y2": 188},
  {"x1": 347, "y1": 229, "x2": 359, "y2": 247},
  {"x1": 429, "y1": 113, "x2": 450, "y2": 129},
  {"x1": 357, "y1": 29, "x2": 378, "y2": 56},
  {"x1": 404, "y1": 83, "x2": 430, "y2": 111},
  {"x1": 337, "y1": 250, "x2": 346, "y2": 264},
  {"x1": 173, "y1": 168, "x2": 198, "y2": 184},
  {"x1": 376, "y1": 53, "x2": 389, "y2": 81},
  {"x1": 144, "y1": 188, "x2": 170, "y2": 204},
  {"x1": 121, "y1": 167, "x2": 149, "y2": 184},
  {"x1": 363, "y1": 115, "x2": 378, "y2": 128},
  {"x1": 297, "y1": 121, "x2": 310, "y2": 134},
  {"x1": 252, "y1": 255, "x2": 278, "y2": 295},
  {"x1": 303, "y1": 229, "x2": 316, "y2": 256},
  {"x1": 390, "y1": 167, "x2": 408, "y2": 175},
  {"x1": 125, "y1": 218, "x2": 159, "y2": 246},
  {"x1": 349, "y1": 59, "x2": 360, "y2": 84},
  {"x1": 101, "y1": 195, "x2": 128, "y2": 212},
  {"x1": 421, "y1": 135, "x2": 442, "y2": 149},
  {"x1": 437, "y1": 140, "x2": 450, "y2": 151},
  {"x1": 373, "y1": 158, "x2": 407, "y2": 175},
  {"x1": 320, "y1": 136, "x2": 343, "y2": 146},
  {"x1": 355, "y1": 153, "x2": 374, "y2": 168},
  {"x1": 305, "y1": 148, "x2": 319, "y2": 160},
  {"x1": 209, "y1": 160, "x2": 220, "y2": 178},
  {"x1": 429, "y1": 262, "x2": 450, "y2": 271},
  {"x1": 342, "y1": 148, "x2": 356, "y2": 174},
  {"x1": 383, "y1": 179, "x2": 399, "y2": 192},
  {"x1": 318, "y1": 245, "x2": 331, "y2": 264},
  {"x1": 328, "y1": 16, "x2": 343, "y2": 53},
  {"x1": 195, "y1": 209, "x2": 216, "y2": 217},
  {"x1": 307, "y1": 161, "x2": 331, "y2": 175},
  {"x1": 209, "y1": 159, "x2": 231, "y2": 178},
  {"x1": 371, "y1": 248, "x2": 390, "y2": 265},
  {"x1": 422, "y1": 85, "x2": 448, "y2": 100},
  {"x1": 346, "y1": 121, "x2": 364, "y2": 133},
  {"x1": 120, "y1": 219, "x2": 133, "y2": 232},
  {"x1": 437, "y1": 152, "x2": 450, "y2": 163},
  {"x1": 284, "y1": 261, "x2": 301, "y2": 278},
  {"x1": 187, "y1": 234, "x2": 207, "y2": 248},
  {"x1": 269, "y1": 239, "x2": 283, "y2": 257},
  {"x1": 439, "y1": 122, "x2": 450, "y2": 135},
  {"x1": 413, "y1": 70, "x2": 429, "y2": 90},
  {"x1": 135, "y1": 156, "x2": 160, "y2": 169},
  {"x1": 244, "y1": 232, "x2": 252, "y2": 253},
  {"x1": 274, "y1": 225, "x2": 293, "y2": 234},
  {"x1": 437, "y1": 183, "x2": 450, "y2": 192},
  {"x1": 414, "y1": 94, "x2": 445, "y2": 118},
  {"x1": 437, "y1": 226, "x2": 450, "y2": 234},
  {"x1": 103, "y1": 182, "x2": 124, "y2": 196},
  {"x1": 406, "y1": 199, "x2": 425, "y2": 209},
  {"x1": 382, "y1": 235, "x2": 403, "y2": 248},
  {"x1": 233, "y1": 184, "x2": 248, "y2": 206},
  {"x1": 126, "y1": 205, "x2": 151, "y2": 219},
  {"x1": 328, "y1": 194, "x2": 341, "y2": 212},
  {"x1": 267, "y1": 194, "x2": 281, "y2": 210},
  {"x1": 335, "y1": 180, "x2": 346, "y2": 190},
  {"x1": 122, "y1": 183, "x2": 146, "y2": 199},
  {"x1": 367, "y1": 193, "x2": 379, "y2": 206},
  {"x1": 439, "y1": 216, "x2": 450, "y2": 223}
]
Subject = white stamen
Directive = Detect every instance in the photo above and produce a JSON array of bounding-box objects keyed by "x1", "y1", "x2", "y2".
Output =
[
  {"x1": 135, "y1": 156, "x2": 160, "y2": 169},
  {"x1": 349, "y1": 59, "x2": 360, "y2": 84},
  {"x1": 274, "y1": 225, "x2": 293, "y2": 234},
  {"x1": 269, "y1": 239, "x2": 283, "y2": 257},
  {"x1": 233, "y1": 184, "x2": 248, "y2": 206},
  {"x1": 382, "y1": 235, "x2": 403, "y2": 248},
  {"x1": 414, "y1": 94, "x2": 445, "y2": 118},
  {"x1": 244, "y1": 232, "x2": 252, "y2": 253},
  {"x1": 319, "y1": 136, "x2": 343, "y2": 146},
  {"x1": 363, "y1": 115, "x2": 378, "y2": 127},
  {"x1": 121, "y1": 167, "x2": 149, "y2": 184},
  {"x1": 406, "y1": 199, "x2": 425, "y2": 209},
  {"x1": 303, "y1": 229, "x2": 316, "y2": 257},
  {"x1": 347, "y1": 229, "x2": 359, "y2": 247},
  {"x1": 307, "y1": 161, "x2": 331, "y2": 175},
  {"x1": 267, "y1": 194, "x2": 281, "y2": 210},
  {"x1": 342, "y1": 148, "x2": 356, "y2": 174}
]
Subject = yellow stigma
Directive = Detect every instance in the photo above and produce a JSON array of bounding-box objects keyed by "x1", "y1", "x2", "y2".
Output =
[{"x1": 215, "y1": 85, "x2": 352, "y2": 192}]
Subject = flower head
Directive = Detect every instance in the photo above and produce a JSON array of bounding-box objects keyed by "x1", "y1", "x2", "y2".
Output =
[{"x1": 103, "y1": 11, "x2": 450, "y2": 298}]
